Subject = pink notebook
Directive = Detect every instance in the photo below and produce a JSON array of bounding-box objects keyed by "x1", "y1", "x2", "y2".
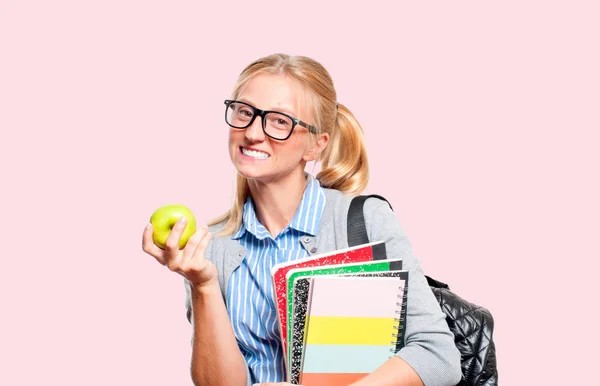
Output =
[
  {"x1": 299, "y1": 274, "x2": 409, "y2": 386},
  {"x1": 270, "y1": 241, "x2": 386, "y2": 360}
]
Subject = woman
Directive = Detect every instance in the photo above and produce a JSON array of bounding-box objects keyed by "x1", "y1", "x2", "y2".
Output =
[{"x1": 142, "y1": 54, "x2": 462, "y2": 386}]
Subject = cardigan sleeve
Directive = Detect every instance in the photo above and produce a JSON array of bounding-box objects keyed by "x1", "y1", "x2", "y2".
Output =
[{"x1": 364, "y1": 198, "x2": 462, "y2": 386}]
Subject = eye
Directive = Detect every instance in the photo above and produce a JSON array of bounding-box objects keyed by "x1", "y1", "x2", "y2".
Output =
[
  {"x1": 269, "y1": 115, "x2": 291, "y2": 129},
  {"x1": 239, "y1": 107, "x2": 253, "y2": 117}
]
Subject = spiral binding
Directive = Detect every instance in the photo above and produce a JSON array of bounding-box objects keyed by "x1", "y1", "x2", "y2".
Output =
[{"x1": 389, "y1": 282, "x2": 409, "y2": 355}]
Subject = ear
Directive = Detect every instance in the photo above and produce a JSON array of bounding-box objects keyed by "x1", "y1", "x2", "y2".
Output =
[{"x1": 303, "y1": 133, "x2": 330, "y2": 162}]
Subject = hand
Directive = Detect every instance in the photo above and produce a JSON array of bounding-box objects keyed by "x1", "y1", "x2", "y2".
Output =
[{"x1": 142, "y1": 217, "x2": 217, "y2": 289}]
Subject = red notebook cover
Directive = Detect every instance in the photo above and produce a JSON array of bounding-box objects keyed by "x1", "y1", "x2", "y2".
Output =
[{"x1": 270, "y1": 241, "x2": 387, "y2": 359}]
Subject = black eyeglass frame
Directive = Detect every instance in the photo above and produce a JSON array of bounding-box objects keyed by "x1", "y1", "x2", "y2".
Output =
[{"x1": 224, "y1": 99, "x2": 318, "y2": 140}]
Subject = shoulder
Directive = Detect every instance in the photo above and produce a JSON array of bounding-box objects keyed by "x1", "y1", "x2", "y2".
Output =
[
  {"x1": 318, "y1": 188, "x2": 403, "y2": 246},
  {"x1": 362, "y1": 196, "x2": 401, "y2": 238},
  {"x1": 362, "y1": 195, "x2": 414, "y2": 258},
  {"x1": 321, "y1": 187, "x2": 397, "y2": 229},
  {"x1": 207, "y1": 219, "x2": 228, "y2": 235},
  {"x1": 319, "y1": 188, "x2": 354, "y2": 234},
  {"x1": 202, "y1": 220, "x2": 245, "y2": 264},
  {"x1": 322, "y1": 187, "x2": 354, "y2": 216}
]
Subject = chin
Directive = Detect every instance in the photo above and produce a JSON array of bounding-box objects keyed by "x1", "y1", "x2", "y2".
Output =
[
  {"x1": 234, "y1": 163, "x2": 268, "y2": 180},
  {"x1": 234, "y1": 161, "x2": 287, "y2": 184}
]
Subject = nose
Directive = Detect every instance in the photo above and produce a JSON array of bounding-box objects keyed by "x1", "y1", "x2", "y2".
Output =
[{"x1": 244, "y1": 115, "x2": 266, "y2": 142}]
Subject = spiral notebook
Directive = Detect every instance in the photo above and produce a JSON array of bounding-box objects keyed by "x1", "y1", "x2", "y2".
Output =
[
  {"x1": 288, "y1": 269, "x2": 408, "y2": 384},
  {"x1": 285, "y1": 259, "x2": 404, "y2": 372},
  {"x1": 270, "y1": 241, "x2": 387, "y2": 357},
  {"x1": 298, "y1": 274, "x2": 409, "y2": 386}
]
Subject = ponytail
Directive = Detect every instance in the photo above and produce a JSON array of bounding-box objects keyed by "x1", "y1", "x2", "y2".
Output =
[{"x1": 317, "y1": 103, "x2": 369, "y2": 195}]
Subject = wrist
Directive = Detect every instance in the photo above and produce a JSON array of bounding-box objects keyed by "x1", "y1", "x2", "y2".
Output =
[{"x1": 191, "y1": 280, "x2": 221, "y2": 297}]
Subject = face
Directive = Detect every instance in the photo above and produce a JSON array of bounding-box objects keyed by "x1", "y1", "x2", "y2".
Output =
[{"x1": 228, "y1": 73, "x2": 328, "y2": 184}]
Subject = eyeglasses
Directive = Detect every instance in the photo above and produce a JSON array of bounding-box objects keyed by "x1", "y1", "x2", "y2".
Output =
[{"x1": 224, "y1": 99, "x2": 318, "y2": 141}]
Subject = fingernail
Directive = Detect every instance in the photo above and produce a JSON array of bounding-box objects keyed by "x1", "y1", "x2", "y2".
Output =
[
  {"x1": 146, "y1": 223, "x2": 152, "y2": 230},
  {"x1": 179, "y1": 216, "x2": 187, "y2": 224}
]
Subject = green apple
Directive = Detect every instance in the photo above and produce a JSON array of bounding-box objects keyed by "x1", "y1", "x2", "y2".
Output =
[{"x1": 150, "y1": 204, "x2": 197, "y2": 249}]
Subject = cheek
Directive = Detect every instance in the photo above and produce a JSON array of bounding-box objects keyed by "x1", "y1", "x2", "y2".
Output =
[
  {"x1": 228, "y1": 131, "x2": 240, "y2": 159},
  {"x1": 228, "y1": 130, "x2": 241, "y2": 147},
  {"x1": 272, "y1": 139, "x2": 307, "y2": 162},
  {"x1": 287, "y1": 135, "x2": 310, "y2": 155}
]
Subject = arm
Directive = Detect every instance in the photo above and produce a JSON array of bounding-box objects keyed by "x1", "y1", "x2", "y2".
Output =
[
  {"x1": 142, "y1": 218, "x2": 248, "y2": 386},
  {"x1": 182, "y1": 228, "x2": 251, "y2": 386},
  {"x1": 350, "y1": 357, "x2": 425, "y2": 386},
  {"x1": 357, "y1": 199, "x2": 462, "y2": 386},
  {"x1": 187, "y1": 280, "x2": 248, "y2": 386}
]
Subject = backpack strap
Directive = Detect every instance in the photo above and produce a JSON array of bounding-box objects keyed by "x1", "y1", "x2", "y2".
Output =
[
  {"x1": 347, "y1": 194, "x2": 392, "y2": 247},
  {"x1": 347, "y1": 194, "x2": 448, "y2": 289}
]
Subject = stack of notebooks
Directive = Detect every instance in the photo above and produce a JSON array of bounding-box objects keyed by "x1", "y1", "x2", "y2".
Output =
[{"x1": 270, "y1": 241, "x2": 409, "y2": 386}]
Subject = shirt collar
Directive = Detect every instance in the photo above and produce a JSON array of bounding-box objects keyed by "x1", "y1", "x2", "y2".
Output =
[
  {"x1": 232, "y1": 197, "x2": 270, "y2": 240},
  {"x1": 288, "y1": 173, "x2": 326, "y2": 236},
  {"x1": 232, "y1": 173, "x2": 326, "y2": 240}
]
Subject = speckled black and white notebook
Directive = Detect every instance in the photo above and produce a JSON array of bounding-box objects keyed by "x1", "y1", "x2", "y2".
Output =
[{"x1": 289, "y1": 277, "x2": 311, "y2": 385}]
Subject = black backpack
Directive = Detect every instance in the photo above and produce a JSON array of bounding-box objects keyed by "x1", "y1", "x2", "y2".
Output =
[{"x1": 347, "y1": 195, "x2": 498, "y2": 386}]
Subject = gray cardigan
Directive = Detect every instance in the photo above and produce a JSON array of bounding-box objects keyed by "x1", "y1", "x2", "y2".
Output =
[{"x1": 185, "y1": 188, "x2": 462, "y2": 386}]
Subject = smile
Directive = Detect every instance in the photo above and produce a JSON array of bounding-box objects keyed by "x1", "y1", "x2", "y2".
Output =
[{"x1": 240, "y1": 147, "x2": 270, "y2": 160}]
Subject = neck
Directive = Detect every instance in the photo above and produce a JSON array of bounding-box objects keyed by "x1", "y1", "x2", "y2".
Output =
[{"x1": 248, "y1": 171, "x2": 308, "y2": 238}]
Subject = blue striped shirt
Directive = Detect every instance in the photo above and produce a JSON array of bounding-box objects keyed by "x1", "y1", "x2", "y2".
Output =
[{"x1": 227, "y1": 174, "x2": 326, "y2": 383}]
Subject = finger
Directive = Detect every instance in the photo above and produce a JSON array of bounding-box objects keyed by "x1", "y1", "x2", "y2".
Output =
[
  {"x1": 164, "y1": 216, "x2": 187, "y2": 254},
  {"x1": 164, "y1": 217, "x2": 188, "y2": 271},
  {"x1": 181, "y1": 226, "x2": 209, "y2": 263},
  {"x1": 187, "y1": 229, "x2": 212, "y2": 269},
  {"x1": 141, "y1": 223, "x2": 167, "y2": 265},
  {"x1": 185, "y1": 226, "x2": 209, "y2": 262}
]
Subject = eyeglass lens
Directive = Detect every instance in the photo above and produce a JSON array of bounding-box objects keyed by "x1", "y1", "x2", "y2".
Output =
[{"x1": 226, "y1": 102, "x2": 294, "y2": 140}]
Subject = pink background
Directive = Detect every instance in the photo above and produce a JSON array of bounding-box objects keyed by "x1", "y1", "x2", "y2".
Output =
[{"x1": 1, "y1": 1, "x2": 598, "y2": 384}]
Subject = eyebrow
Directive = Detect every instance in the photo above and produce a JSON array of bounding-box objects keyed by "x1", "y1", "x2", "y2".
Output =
[{"x1": 237, "y1": 97, "x2": 297, "y2": 117}]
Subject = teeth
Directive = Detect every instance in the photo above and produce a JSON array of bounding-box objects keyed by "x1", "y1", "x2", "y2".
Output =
[{"x1": 242, "y1": 148, "x2": 269, "y2": 159}]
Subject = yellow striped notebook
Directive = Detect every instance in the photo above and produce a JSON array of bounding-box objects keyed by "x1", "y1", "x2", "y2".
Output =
[{"x1": 299, "y1": 274, "x2": 408, "y2": 386}]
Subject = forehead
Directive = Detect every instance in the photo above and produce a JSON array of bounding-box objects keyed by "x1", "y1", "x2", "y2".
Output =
[{"x1": 238, "y1": 73, "x2": 310, "y2": 116}]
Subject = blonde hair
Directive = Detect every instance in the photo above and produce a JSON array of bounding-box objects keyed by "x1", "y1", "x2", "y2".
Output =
[{"x1": 209, "y1": 53, "x2": 369, "y2": 235}]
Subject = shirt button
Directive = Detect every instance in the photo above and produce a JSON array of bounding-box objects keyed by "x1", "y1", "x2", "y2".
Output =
[
  {"x1": 303, "y1": 237, "x2": 311, "y2": 243},
  {"x1": 310, "y1": 247, "x2": 317, "y2": 253}
]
